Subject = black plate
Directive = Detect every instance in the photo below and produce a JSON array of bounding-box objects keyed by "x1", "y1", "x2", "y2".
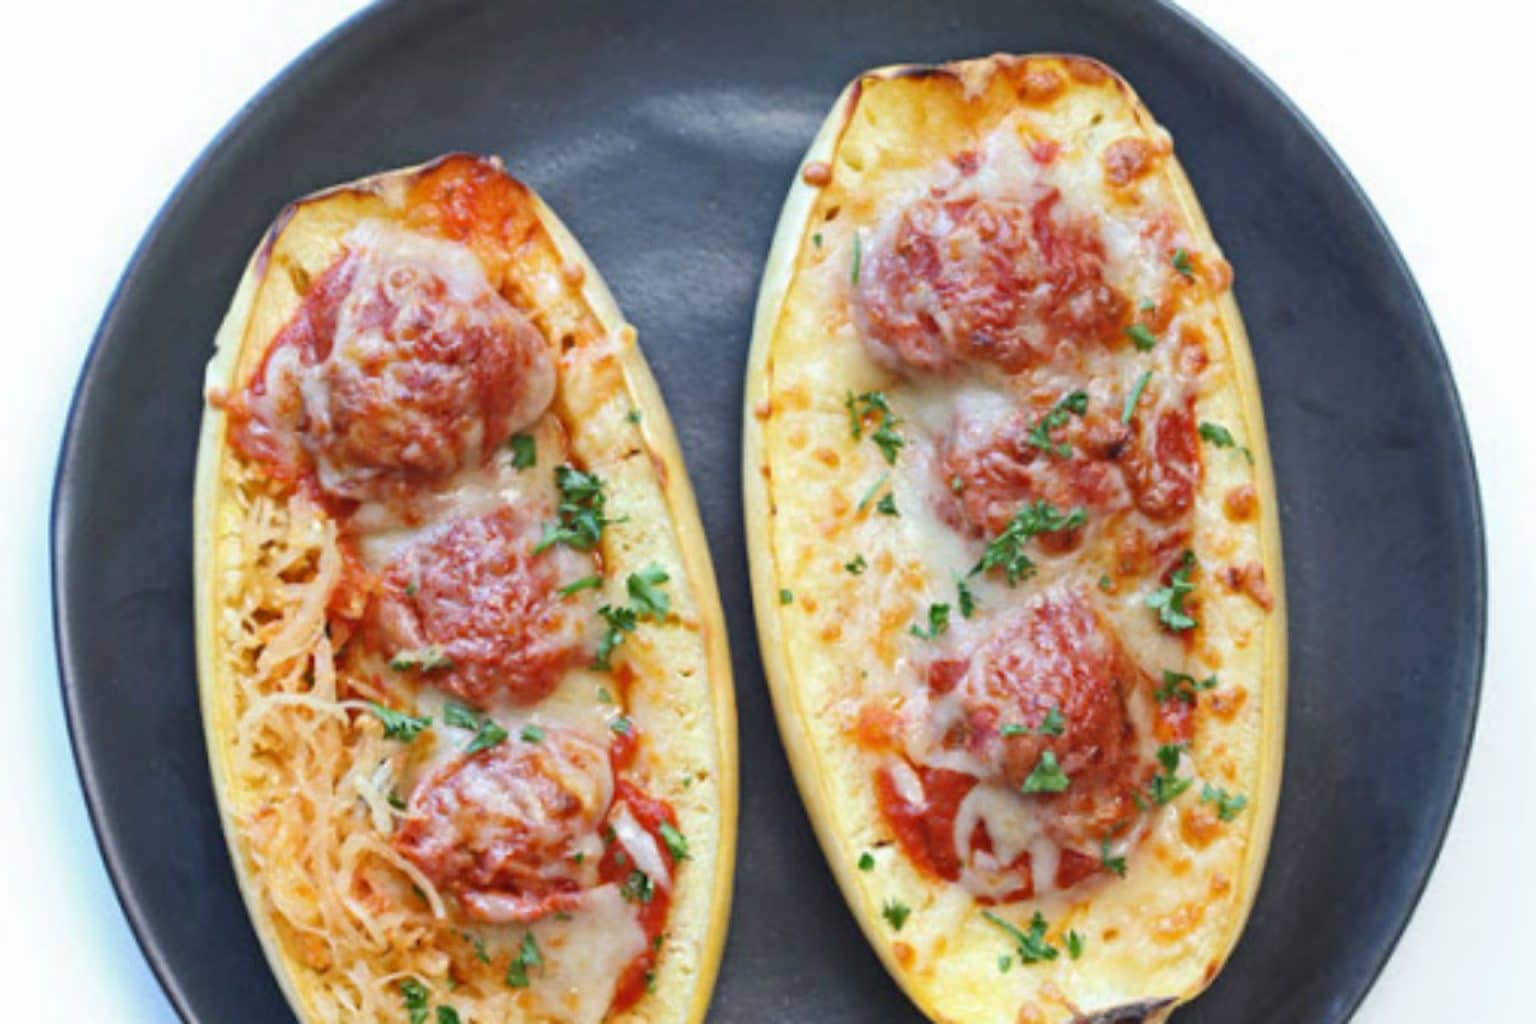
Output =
[{"x1": 53, "y1": 1, "x2": 1484, "y2": 1021}]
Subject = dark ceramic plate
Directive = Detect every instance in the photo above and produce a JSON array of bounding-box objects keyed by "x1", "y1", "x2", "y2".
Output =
[{"x1": 53, "y1": 1, "x2": 1484, "y2": 1021}]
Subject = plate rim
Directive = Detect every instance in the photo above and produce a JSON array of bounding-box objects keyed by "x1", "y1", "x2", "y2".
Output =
[{"x1": 49, "y1": 1, "x2": 1487, "y2": 1021}]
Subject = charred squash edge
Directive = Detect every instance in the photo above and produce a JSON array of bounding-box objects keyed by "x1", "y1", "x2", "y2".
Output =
[
  {"x1": 193, "y1": 154, "x2": 738, "y2": 1024},
  {"x1": 741, "y1": 57, "x2": 1286, "y2": 1024}
]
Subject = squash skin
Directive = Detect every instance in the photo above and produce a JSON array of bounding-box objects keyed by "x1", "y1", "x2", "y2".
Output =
[
  {"x1": 193, "y1": 154, "x2": 737, "y2": 1024},
  {"x1": 742, "y1": 57, "x2": 1286, "y2": 1024}
]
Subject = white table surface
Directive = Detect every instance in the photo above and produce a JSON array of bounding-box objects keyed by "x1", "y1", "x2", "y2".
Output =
[{"x1": 4, "y1": 1, "x2": 1530, "y2": 1019}]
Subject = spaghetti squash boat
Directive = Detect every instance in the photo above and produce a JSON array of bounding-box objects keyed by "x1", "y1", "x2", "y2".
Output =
[
  {"x1": 744, "y1": 56, "x2": 1284, "y2": 1023},
  {"x1": 194, "y1": 154, "x2": 736, "y2": 1024}
]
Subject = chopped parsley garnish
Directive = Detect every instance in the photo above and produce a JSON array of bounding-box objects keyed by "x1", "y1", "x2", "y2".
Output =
[
  {"x1": 882, "y1": 899, "x2": 911, "y2": 931},
  {"x1": 626, "y1": 408, "x2": 642, "y2": 424},
  {"x1": 999, "y1": 723, "x2": 1029, "y2": 738},
  {"x1": 1037, "y1": 706, "x2": 1065, "y2": 736},
  {"x1": 851, "y1": 232, "x2": 863, "y2": 284},
  {"x1": 627, "y1": 563, "x2": 671, "y2": 620},
  {"x1": 971, "y1": 500, "x2": 1087, "y2": 585},
  {"x1": 876, "y1": 492, "x2": 899, "y2": 517},
  {"x1": 1097, "y1": 573, "x2": 1114, "y2": 593},
  {"x1": 388, "y1": 790, "x2": 407, "y2": 811},
  {"x1": 1201, "y1": 784, "x2": 1249, "y2": 822},
  {"x1": 1026, "y1": 390, "x2": 1090, "y2": 458},
  {"x1": 659, "y1": 822, "x2": 690, "y2": 862},
  {"x1": 438, "y1": 1008, "x2": 462, "y2": 1024},
  {"x1": 779, "y1": 588, "x2": 794, "y2": 606},
  {"x1": 535, "y1": 465, "x2": 620, "y2": 554},
  {"x1": 593, "y1": 565, "x2": 671, "y2": 669},
  {"x1": 1198, "y1": 421, "x2": 1236, "y2": 448},
  {"x1": 622, "y1": 870, "x2": 656, "y2": 904},
  {"x1": 505, "y1": 932, "x2": 543, "y2": 988},
  {"x1": 508, "y1": 433, "x2": 537, "y2": 469},
  {"x1": 404, "y1": 580, "x2": 419, "y2": 597},
  {"x1": 1199, "y1": 420, "x2": 1255, "y2": 462},
  {"x1": 401, "y1": 979, "x2": 431, "y2": 1024},
  {"x1": 443, "y1": 701, "x2": 509, "y2": 754},
  {"x1": 984, "y1": 910, "x2": 1058, "y2": 964},
  {"x1": 1155, "y1": 670, "x2": 1217, "y2": 704},
  {"x1": 856, "y1": 472, "x2": 890, "y2": 513},
  {"x1": 1122, "y1": 370, "x2": 1152, "y2": 424},
  {"x1": 558, "y1": 574, "x2": 603, "y2": 597},
  {"x1": 1066, "y1": 930, "x2": 1085, "y2": 960},
  {"x1": 520, "y1": 724, "x2": 545, "y2": 744},
  {"x1": 368, "y1": 702, "x2": 431, "y2": 742},
  {"x1": 1172, "y1": 248, "x2": 1196, "y2": 278},
  {"x1": 956, "y1": 577, "x2": 977, "y2": 619},
  {"x1": 596, "y1": 686, "x2": 614, "y2": 704},
  {"x1": 813, "y1": 231, "x2": 823, "y2": 248},
  {"x1": 610, "y1": 715, "x2": 633, "y2": 736},
  {"x1": 1124, "y1": 323, "x2": 1159, "y2": 351},
  {"x1": 1100, "y1": 837, "x2": 1128, "y2": 877},
  {"x1": 909, "y1": 602, "x2": 950, "y2": 640},
  {"x1": 858, "y1": 852, "x2": 876, "y2": 871},
  {"x1": 844, "y1": 390, "x2": 905, "y2": 464},
  {"x1": 645, "y1": 970, "x2": 657, "y2": 994},
  {"x1": 1021, "y1": 750, "x2": 1071, "y2": 793},
  {"x1": 998, "y1": 955, "x2": 1013, "y2": 973},
  {"x1": 390, "y1": 646, "x2": 453, "y2": 673},
  {"x1": 1147, "y1": 550, "x2": 1198, "y2": 631},
  {"x1": 845, "y1": 554, "x2": 868, "y2": 575},
  {"x1": 462, "y1": 931, "x2": 490, "y2": 964},
  {"x1": 1148, "y1": 743, "x2": 1193, "y2": 805}
]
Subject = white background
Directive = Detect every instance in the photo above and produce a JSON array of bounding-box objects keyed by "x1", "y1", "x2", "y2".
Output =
[{"x1": 3, "y1": 1, "x2": 1531, "y2": 1020}]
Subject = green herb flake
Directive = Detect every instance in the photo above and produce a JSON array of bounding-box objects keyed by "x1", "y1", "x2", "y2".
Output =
[
  {"x1": 437, "y1": 1008, "x2": 462, "y2": 1024},
  {"x1": 593, "y1": 604, "x2": 638, "y2": 670},
  {"x1": 876, "y1": 492, "x2": 899, "y2": 517},
  {"x1": 505, "y1": 931, "x2": 543, "y2": 988},
  {"x1": 1066, "y1": 930, "x2": 1085, "y2": 960},
  {"x1": 1148, "y1": 743, "x2": 1193, "y2": 805},
  {"x1": 627, "y1": 564, "x2": 672, "y2": 621},
  {"x1": 779, "y1": 588, "x2": 795, "y2": 606},
  {"x1": 844, "y1": 391, "x2": 905, "y2": 464},
  {"x1": 851, "y1": 232, "x2": 863, "y2": 284},
  {"x1": 1198, "y1": 421, "x2": 1237, "y2": 449},
  {"x1": 400, "y1": 979, "x2": 431, "y2": 1024},
  {"x1": 882, "y1": 899, "x2": 911, "y2": 931},
  {"x1": 1098, "y1": 573, "x2": 1114, "y2": 593},
  {"x1": 462, "y1": 930, "x2": 490, "y2": 964},
  {"x1": 626, "y1": 408, "x2": 642, "y2": 424},
  {"x1": 1146, "y1": 550, "x2": 1199, "y2": 632},
  {"x1": 845, "y1": 554, "x2": 868, "y2": 575},
  {"x1": 971, "y1": 500, "x2": 1087, "y2": 585},
  {"x1": 858, "y1": 852, "x2": 876, "y2": 871},
  {"x1": 856, "y1": 472, "x2": 890, "y2": 514},
  {"x1": 956, "y1": 577, "x2": 977, "y2": 619},
  {"x1": 610, "y1": 715, "x2": 633, "y2": 736},
  {"x1": 1172, "y1": 248, "x2": 1196, "y2": 278},
  {"x1": 998, "y1": 955, "x2": 1014, "y2": 973},
  {"x1": 1122, "y1": 371, "x2": 1152, "y2": 424},
  {"x1": 1201, "y1": 783, "x2": 1249, "y2": 822},
  {"x1": 622, "y1": 870, "x2": 656, "y2": 904},
  {"x1": 659, "y1": 822, "x2": 690, "y2": 862},
  {"x1": 983, "y1": 910, "x2": 1059, "y2": 964},
  {"x1": 1155, "y1": 670, "x2": 1218, "y2": 704},
  {"x1": 520, "y1": 724, "x2": 545, "y2": 744},
  {"x1": 390, "y1": 646, "x2": 454, "y2": 673},
  {"x1": 387, "y1": 791, "x2": 407, "y2": 811},
  {"x1": 1100, "y1": 836, "x2": 1127, "y2": 878},
  {"x1": 909, "y1": 602, "x2": 951, "y2": 641},
  {"x1": 367, "y1": 702, "x2": 431, "y2": 742},
  {"x1": 508, "y1": 433, "x2": 537, "y2": 470},
  {"x1": 596, "y1": 686, "x2": 614, "y2": 704},
  {"x1": 813, "y1": 232, "x2": 823, "y2": 248},
  {"x1": 1037, "y1": 706, "x2": 1065, "y2": 737},
  {"x1": 442, "y1": 701, "x2": 509, "y2": 754},
  {"x1": 1124, "y1": 323, "x2": 1159, "y2": 351},
  {"x1": 535, "y1": 465, "x2": 621, "y2": 554},
  {"x1": 558, "y1": 574, "x2": 603, "y2": 598},
  {"x1": 1026, "y1": 390, "x2": 1090, "y2": 458},
  {"x1": 1021, "y1": 750, "x2": 1071, "y2": 793}
]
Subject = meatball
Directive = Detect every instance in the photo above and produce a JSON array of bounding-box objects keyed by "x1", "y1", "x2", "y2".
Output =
[
  {"x1": 230, "y1": 218, "x2": 554, "y2": 502},
  {"x1": 852, "y1": 190, "x2": 1127, "y2": 376},
  {"x1": 394, "y1": 728, "x2": 611, "y2": 923},
  {"x1": 369, "y1": 506, "x2": 592, "y2": 706}
]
